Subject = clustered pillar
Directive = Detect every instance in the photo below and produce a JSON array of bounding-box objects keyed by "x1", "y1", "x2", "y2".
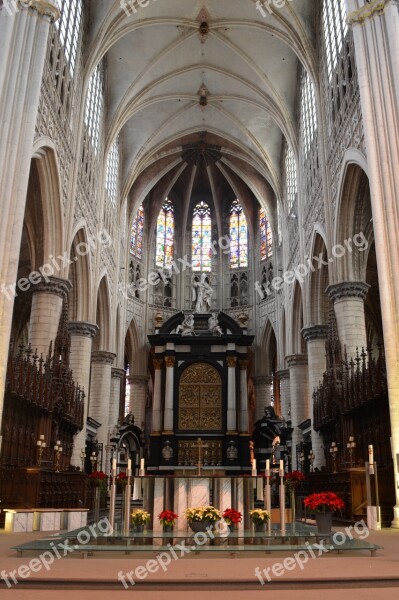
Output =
[
  {"x1": 89, "y1": 351, "x2": 116, "y2": 472},
  {"x1": 286, "y1": 354, "x2": 309, "y2": 470},
  {"x1": 68, "y1": 321, "x2": 99, "y2": 466},
  {"x1": 302, "y1": 325, "x2": 328, "y2": 468}
]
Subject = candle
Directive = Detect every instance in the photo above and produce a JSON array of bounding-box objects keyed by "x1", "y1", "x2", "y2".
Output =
[
  {"x1": 127, "y1": 458, "x2": 132, "y2": 471},
  {"x1": 39, "y1": 434, "x2": 45, "y2": 441},
  {"x1": 265, "y1": 459, "x2": 270, "y2": 476},
  {"x1": 331, "y1": 442, "x2": 336, "y2": 447},
  {"x1": 279, "y1": 459, "x2": 284, "y2": 471},
  {"x1": 140, "y1": 458, "x2": 145, "y2": 471},
  {"x1": 42, "y1": 442, "x2": 46, "y2": 448},
  {"x1": 252, "y1": 459, "x2": 257, "y2": 473},
  {"x1": 368, "y1": 444, "x2": 374, "y2": 465},
  {"x1": 349, "y1": 436, "x2": 354, "y2": 443},
  {"x1": 59, "y1": 447, "x2": 63, "y2": 452},
  {"x1": 37, "y1": 440, "x2": 41, "y2": 446},
  {"x1": 57, "y1": 440, "x2": 61, "y2": 445},
  {"x1": 112, "y1": 458, "x2": 117, "y2": 471},
  {"x1": 54, "y1": 445, "x2": 58, "y2": 450}
]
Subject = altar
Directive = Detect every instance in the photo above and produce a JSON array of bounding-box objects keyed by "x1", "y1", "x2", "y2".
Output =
[{"x1": 147, "y1": 311, "x2": 254, "y2": 473}]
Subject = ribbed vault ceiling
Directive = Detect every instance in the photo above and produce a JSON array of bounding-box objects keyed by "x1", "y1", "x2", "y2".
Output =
[{"x1": 85, "y1": 0, "x2": 317, "y2": 223}]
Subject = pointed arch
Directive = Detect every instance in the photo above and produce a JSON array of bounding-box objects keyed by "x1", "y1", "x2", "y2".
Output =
[
  {"x1": 68, "y1": 225, "x2": 92, "y2": 322},
  {"x1": 291, "y1": 280, "x2": 305, "y2": 355},
  {"x1": 94, "y1": 276, "x2": 111, "y2": 351},
  {"x1": 308, "y1": 230, "x2": 330, "y2": 326}
]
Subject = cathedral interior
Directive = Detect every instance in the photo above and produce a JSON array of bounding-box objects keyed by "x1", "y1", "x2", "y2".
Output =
[{"x1": 1, "y1": 0, "x2": 399, "y2": 559}]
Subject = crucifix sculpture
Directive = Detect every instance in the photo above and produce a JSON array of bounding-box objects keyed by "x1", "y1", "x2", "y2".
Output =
[{"x1": 195, "y1": 437, "x2": 210, "y2": 476}]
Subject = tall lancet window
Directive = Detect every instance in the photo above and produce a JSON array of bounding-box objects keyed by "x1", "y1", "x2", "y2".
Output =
[
  {"x1": 55, "y1": 0, "x2": 83, "y2": 76},
  {"x1": 130, "y1": 205, "x2": 144, "y2": 260},
  {"x1": 156, "y1": 198, "x2": 174, "y2": 268},
  {"x1": 229, "y1": 199, "x2": 248, "y2": 269},
  {"x1": 192, "y1": 201, "x2": 212, "y2": 272},
  {"x1": 259, "y1": 208, "x2": 273, "y2": 260},
  {"x1": 323, "y1": 0, "x2": 348, "y2": 82}
]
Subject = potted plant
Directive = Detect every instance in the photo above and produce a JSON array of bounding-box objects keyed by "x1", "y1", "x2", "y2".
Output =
[
  {"x1": 304, "y1": 492, "x2": 344, "y2": 534},
  {"x1": 130, "y1": 509, "x2": 151, "y2": 533},
  {"x1": 284, "y1": 471, "x2": 306, "y2": 525},
  {"x1": 184, "y1": 505, "x2": 222, "y2": 533},
  {"x1": 159, "y1": 510, "x2": 178, "y2": 532},
  {"x1": 249, "y1": 509, "x2": 270, "y2": 533},
  {"x1": 115, "y1": 471, "x2": 128, "y2": 492},
  {"x1": 88, "y1": 470, "x2": 107, "y2": 487},
  {"x1": 222, "y1": 508, "x2": 242, "y2": 531}
]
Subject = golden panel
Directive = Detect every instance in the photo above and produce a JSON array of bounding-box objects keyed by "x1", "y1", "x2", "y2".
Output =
[
  {"x1": 179, "y1": 363, "x2": 222, "y2": 431},
  {"x1": 180, "y1": 363, "x2": 220, "y2": 384},
  {"x1": 178, "y1": 440, "x2": 222, "y2": 466}
]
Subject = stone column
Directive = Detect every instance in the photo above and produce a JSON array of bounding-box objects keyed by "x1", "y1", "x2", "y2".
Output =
[
  {"x1": 67, "y1": 321, "x2": 99, "y2": 466},
  {"x1": 0, "y1": 2, "x2": 60, "y2": 450},
  {"x1": 286, "y1": 355, "x2": 309, "y2": 470},
  {"x1": 29, "y1": 277, "x2": 72, "y2": 356},
  {"x1": 110, "y1": 368, "x2": 125, "y2": 435},
  {"x1": 347, "y1": 0, "x2": 399, "y2": 527},
  {"x1": 89, "y1": 351, "x2": 116, "y2": 469},
  {"x1": 227, "y1": 356, "x2": 237, "y2": 433},
  {"x1": 302, "y1": 326, "x2": 328, "y2": 468},
  {"x1": 276, "y1": 370, "x2": 290, "y2": 422},
  {"x1": 327, "y1": 282, "x2": 369, "y2": 359},
  {"x1": 128, "y1": 374, "x2": 148, "y2": 430},
  {"x1": 163, "y1": 356, "x2": 175, "y2": 434},
  {"x1": 151, "y1": 358, "x2": 163, "y2": 434},
  {"x1": 253, "y1": 376, "x2": 273, "y2": 420},
  {"x1": 239, "y1": 360, "x2": 249, "y2": 433}
]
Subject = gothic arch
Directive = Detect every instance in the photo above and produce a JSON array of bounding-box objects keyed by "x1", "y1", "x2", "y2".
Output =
[
  {"x1": 334, "y1": 159, "x2": 373, "y2": 282},
  {"x1": 308, "y1": 231, "x2": 330, "y2": 326},
  {"x1": 94, "y1": 276, "x2": 111, "y2": 351},
  {"x1": 257, "y1": 319, "x2": 277, "y2": 376},
  {"x1": 290, "y1": 280, "x2": 305, "y2": 355},
  {"x1": 68, "y1": 226, "x2": 92, "y2": 322},
  {"x1": 31, "y1": 141, "x2": 64, "y2": 267}
]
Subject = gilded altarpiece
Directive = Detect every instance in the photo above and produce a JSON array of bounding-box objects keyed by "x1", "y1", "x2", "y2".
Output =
[{"x1": 178, "y1": 363, "x2": 222, "y2": 431}]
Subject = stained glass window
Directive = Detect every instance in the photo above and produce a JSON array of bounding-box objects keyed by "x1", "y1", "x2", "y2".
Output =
[
  {"x1": 130, "y1": 205, "x2": 144, "y2": 260},
  {"x1": 285, "y1": 144, "x2": 297, "y2": 214},
  {"x1": 260, "y1": 208, "x2": 273, "y2": 260},
  {"x1": 105, "y1": 138, "x2": 119, "y2": 208},
  {"x1": 229, "y1": 199, "x2": 248, "y2": 269},
  {"x1": 192, "y1": 201, "x2": 212, "y2": 272},
  {"x1": 323, "y1": 0, "x2": 348, "y2": 82},
  {"x1": 55, "y1": 0, "x2": 83, "y2": 76},
  {"x1": 156, "y1": 198, "x2": 174, "y2": 268},
  {"x1": 300, "y1": 71, "x2": 317, "y2": 158},
  {"x1": 84, "y1": 63, "x2": 103, "y2": 154}
]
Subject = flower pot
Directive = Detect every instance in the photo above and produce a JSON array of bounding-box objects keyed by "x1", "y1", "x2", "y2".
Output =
[
  {"x1": 254, "y1": 522, "x2": 267, "y2": 534},
  {"x1": 189, "y1": 520, "x2": 213, "y2": 533},
  {"x1": 315, "y1": 512, "x2": 333, "y2": 534},
  {"x1": 163, "y1": 524, "x2": 173, "y2": 533},
  {"x1": 131, "y1": 524, "x2": 145, "y2": 533}
]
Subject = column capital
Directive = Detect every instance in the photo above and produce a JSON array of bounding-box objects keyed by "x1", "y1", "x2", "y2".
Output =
[
  {"x1": 326, "y1": 281, "x2": 370, "y2": 303},
  {"x1": 18, "y1": 1, "x2": 60, "y2": 22},
  {"x1": 32, "y1": 276, "x2": 72, "y2": 299},
  {"x1": 67, "y1": 321, "x2": 99, "y2": 339},
  {"x1": 239, "y1": 359, "x2": 249, "y2": 370},
  {"x1": 91, "y1": 351, "x2": 116, "y2": 366},
  {"x1": 111, "y1": 368, "x2": 125, "y2": 380},
  {"x1": 226, "y1": 356, "x2": 237, "y2": 368},
  {"x1": 276, "y1": 369, "x2": 290, "y2": 381},
  {"x1": 347, "y1": 0, "x2": 395, "y2": 26},
  {"x1": 285, "y1": 354, "x2": 308, "y2": 368},
  {"x1": 253, "y1": 375, "x2": 273, "y2": 385},
  {"x1": 128, "y1": 374, "x2": 149, "y2": 385},
  {"x1": 164, "y1": 356, "x2": 176, "y2": 368},
  {"x1": 153, "y1": 358, "x2": 163, "y2": 370},
  {"x1": 302, "y1": 325, "x2": 328, "y2": 342}
]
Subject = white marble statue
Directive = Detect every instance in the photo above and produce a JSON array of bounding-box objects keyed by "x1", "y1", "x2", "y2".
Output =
[
  {"x1": 174, "y1": 314, "x2": 195, "y2": 336},
  {"x1": 208, "y1": 312, "x2": 223, "y2": 336},
  {"x1": 192, "y1": 273, "x2": 213, "y2": 313}
]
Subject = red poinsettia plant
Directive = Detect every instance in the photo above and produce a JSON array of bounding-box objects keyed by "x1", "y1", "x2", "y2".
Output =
[
  {"x1": 88, "y1": 471, "x2": 108, "y2": 489},
  {"x1": 304, "y1": 492, "x2": 344, "y2": 513},
  {"x1": 223, "y1": 508, "x2": 243, "y2": 525},
  {"x1": 158, "y1": 510, "x2": 179, "y2": 526},
  {"x1": 285, "y1": 471, "x2": 306, "y2": 490},
  {"x1": 115, "y1": 472, "x2": 128, "y2": 487}
]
